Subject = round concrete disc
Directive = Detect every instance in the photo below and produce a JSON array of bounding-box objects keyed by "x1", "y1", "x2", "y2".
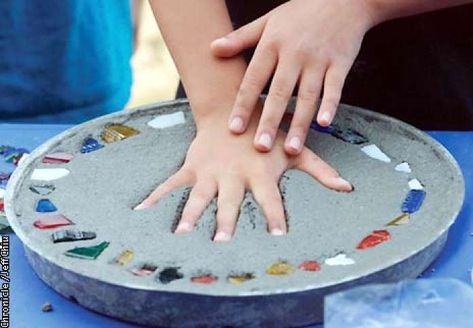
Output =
[{"x1": 5, "y1": 99, "x2": 464, "y2": 327}]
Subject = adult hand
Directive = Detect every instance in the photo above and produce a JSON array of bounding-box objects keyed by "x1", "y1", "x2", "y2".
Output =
[{"x1": 211, "y1": 0, "x2": 377, "y2": 155}]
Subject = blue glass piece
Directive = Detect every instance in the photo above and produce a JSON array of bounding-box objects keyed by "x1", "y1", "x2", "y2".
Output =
[
  {"x1": 36, "y1": 198, "x2": 58, "y2": 213},
  {"x1": 309, "y1": 122, "x2": 336, "y2": 134},
  {"x1": 330, "y1": 125, "x2": 369, "y2": 145},
  {"x1": 80, "y1": 137, "x2": 104, "y2": 154},
  {"x1": 402, "y1": 189, "x2": 426, "y2": 214}
]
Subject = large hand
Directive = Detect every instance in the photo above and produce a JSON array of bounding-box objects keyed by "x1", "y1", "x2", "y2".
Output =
[
  {"x1": 211, "y1": 0, "x2": 376, "y2": 155},
  {"x1": 135, "y1": 114, "x2": 352, "y2": 242}
]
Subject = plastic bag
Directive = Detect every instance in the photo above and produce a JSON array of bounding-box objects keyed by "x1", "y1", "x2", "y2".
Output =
[{"x1": 325, "y1": 278, "x2": 473, "y2": 328}]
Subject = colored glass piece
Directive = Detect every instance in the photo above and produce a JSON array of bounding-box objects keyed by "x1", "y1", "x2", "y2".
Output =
[
  {"x1": 0, "y1": 146, "x2": 15, "y2": 156},
  {"x1": 80, "y1": 137, "x2": 104, "y2": 154},
  {"x1": 227, "y1": 273, "x2": 255, "y2": 284},
  {"x1": 325, "y1": 253, "x2": 355, "y2": 266},
  {"x1": 31, "y1": 168, "x2": 69, "y2": 181},
  {"x1": 266, "y1": 261, "x2": 293, "y2": 276},
  {"x1": 298, "y1": 260, "x2": 321, "y2": 272},
  {"x1": 402, "y1": 189, "x2": 426, "y2": 214},
  {"x1": 36, "y1": 199, "x2": 57, "y2": 213},
  {"x1": 330, "y1": 125, "x2": 368, "y2": 144},
  {"x1": 148, "y1": 112, "x2": 186, "y2": 129},
  {"x1": 42, "y1": 152, "x2": 74, "y2": 164},
  {"x1": 64, "y1": 241, "x2": 110, "y2": 260},
  {"x1": 112, "y1": 249, "x2": 134, "y2": 266},
  {"x1": 357, "y1": 230, "x2": 391, "y2": 250},
  {"x1": 131, "y1": 263, "x2": 157, "y2": 277},
  {"x1": 158, "y1": 267, "x2": 184, "y2": 284},
  {"x1": 29, "y1": 184, "x2": 55, "y2": 196},
  {"x1": 0, "y1": 172, "x2": 11, "y2": 188},
  {"x1": 101, "y1": 124, "x2": 139, "y2": 143},
  {"x1": 386, "y1": 213, "x2": 410, "y2": 226},
  {"x1": 0, "y1": 199, "x2": 4, "y2": 212},
  {"x1": 190, "y1": 274, "x2": 218, "y2": 284},
  {"x1": 33, "y1": 214, "x2": 74, "y2": 229},
  {"x1": 52, "y1": 230, "x2": 96, "y2": 243}
]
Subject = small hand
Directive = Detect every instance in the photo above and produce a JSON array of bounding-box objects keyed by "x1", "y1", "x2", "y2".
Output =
[
  {"x1": 211, "y1": 0, "x2": 376, "y2": 155},
  {"x1": 135, "y1": 114, "x2": 352, "y2": 242}
]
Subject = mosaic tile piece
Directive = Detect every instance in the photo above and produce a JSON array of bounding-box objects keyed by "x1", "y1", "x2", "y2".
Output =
[
  {"x1": 0, "y1": 214, "x2": 10, "y2": 232},
  {"x1": 330, "y1": 125, "x2": 368, "y2": 144},
  {"x1": 190, "y1": 274, "x2": 218, "y2": 284},
  {"x1": 80, "y1": 137, "x2": 104, "y2": 154},
  {"x1": 0, "y1": 198, "x2": 4, "y2": 212},
  {"x1": 52, "y1": 230, "x2": 96, "y2": 243},
  {"x1": 0, "y1": 172, "x2": 11, "y2": 188},
  {"x1": 101, "y1": 124, "x2": 139, "y2": 143},
  {"x1": 266, "y1": 261, "x2": 293, "y2": 275},
  {"x1": 29, "y1": 184, "x2": 55, "y2": 196},
  {"x1": 157, "y1": 267, "x2": 184, "y2": 284},
  {"x1": 33, "y1": 214, "x2": 74, "y2": 229},
  {"x1": 361, "y1": 144, "x2": 391, "y2": 163},
  {"x1": 42, "y1": 152, "x2": 74, "y2": 164},
  {"x1": 31, "y1": 168, "x2": 69, "y2": 181},
  {"x1": 385, "y1": 213, "x2": 410, "y2": 226},
  {"x1": 298, "y1": 260, "x2": 321, "y2": 272},
  {"x1": 147, "y1": 111, "x2": 186, "y2": 129},
  {"x1": 395, "y1": 162, "x2": 412, "y2": 173},
  {"x1": 131, "y1": 263, "x2": 157, "y2": 277},
  {"x1": 64, "y1": 241, "x2": 110, "y2": 260},
  {"x1": 36, "y1": 199, "x2": 58, "y2": 213},
  {"x1": 402, "y1": 189, "x2": 426, "y2": 214},
  {"x1": 112, "y1": 249, "x2": 134, "y2": 266},
  {"x1": 325, "y1": 253, "x2": 355, "y2": 266},
  {"x1": 357, "y1": 230, "x2": 391, "y2": 250},
  {"x1": 0, "y1": 188, "x2": 4, "y2": 199},
  {"x1": 227, "y1": 273, "x2": 255, "y2": 284},
  {"x1": 408, "y1": 178, "x2": 424, "y2": 190}
]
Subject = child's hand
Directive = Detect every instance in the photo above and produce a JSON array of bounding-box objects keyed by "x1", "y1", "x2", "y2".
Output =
[
  {"x1": 135, "y1": 113, "x2": 352, "y2": 242},
  {"x1": 211, "y1": 0, "x2": 377, "y2": 155}
]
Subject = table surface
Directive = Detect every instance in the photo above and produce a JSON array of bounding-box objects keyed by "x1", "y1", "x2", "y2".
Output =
[{"x1": 1, "y1": 124, "x2": 472, "y2": 328}]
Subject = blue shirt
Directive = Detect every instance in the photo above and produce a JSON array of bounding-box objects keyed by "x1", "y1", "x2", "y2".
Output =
[{"x1": 0, "y1": 0, "x2": 132, "y2": 123}]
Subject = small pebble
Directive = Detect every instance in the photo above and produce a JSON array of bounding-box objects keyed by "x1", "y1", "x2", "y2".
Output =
[{"x1": 42, "y1": 302, "x2": 53, "y2": 312}]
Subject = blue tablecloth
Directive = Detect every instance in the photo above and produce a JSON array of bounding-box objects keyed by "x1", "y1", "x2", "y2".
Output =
[{"x1": 1, "y1": 124, "x2": 472, "y2": 328}]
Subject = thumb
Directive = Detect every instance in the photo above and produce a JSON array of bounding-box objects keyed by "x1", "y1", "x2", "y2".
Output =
[{"x1": 211, "y1": 15, "x2": 267, "y2": 58}]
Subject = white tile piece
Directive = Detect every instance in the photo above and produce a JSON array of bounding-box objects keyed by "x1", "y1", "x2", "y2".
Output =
[
  {"x1": 408, "y1": 178, "x2": 424, "y2": 190},
  {"x1": 361, "y1": 144, "x2": 391, "y2": 163},
  {"x1": 147, "y1": 111, "x2": 185, "y2": 129},
  {"x1": 31, "y1": 168, "x2": 69, "y2": 181},
  {"x1": 0, "y1": 188, "x2": 4, "y2": 198},
  {"x1": 395, "y1": 162, "x2": 411, "y2": 173},
  {"x1": 325, "y1": 253, "x2": 355, "y2": 266}
]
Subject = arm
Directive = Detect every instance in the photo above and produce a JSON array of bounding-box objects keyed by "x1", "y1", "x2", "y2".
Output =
[{"x1": 137, "y1": 0, "x2": 352, "y2": 242}]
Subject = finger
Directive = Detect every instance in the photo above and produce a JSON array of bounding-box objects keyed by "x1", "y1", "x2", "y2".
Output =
[
  {"x1": 175, "y1": 180, "x2": 217, "y2": 234},
  {"x1": 254, "y1": 57, "x2": 301, "y2": 152},
  {"x1": 228, "y1": 43, "x2": 277, "y2": 134},
  {"x1": 134, "y1": 170, "x2": 193, "y2": 210},
  {"x1": 214, "y1": 179, "x2": 245, "y2": 243},
  {"x1": 317, "y1": 61, "x2": 352, "y2": 126},
  {"x1": 285, "y1": 66, "x2": 324, "y2": 155},
  {"x1": 211, "y1": 15, "x2": 267, "y2": 58},
  {"x1": 250, "y1": 179, "x2": 286, "y2": 235},
  {"x1": 295, "y1": 149, "x2": 353, "y2": 192}
]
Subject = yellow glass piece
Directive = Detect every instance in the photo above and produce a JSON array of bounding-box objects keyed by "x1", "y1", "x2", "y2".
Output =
[
  {"x1": 101, "y1": 124, "x2": 139, "y2": 143},
  {"x1": 266, "y1": 261, "x2": 293, "y2": 276},
  {"x1": 112, "y1": 249, "x2": 134, "y2": 266},
  {"x1": 386, "y1": 213, "x2": 410, "y2": 226},
  {"x1": 228, "y1": 273, "x2": 255, "y2": 284}
]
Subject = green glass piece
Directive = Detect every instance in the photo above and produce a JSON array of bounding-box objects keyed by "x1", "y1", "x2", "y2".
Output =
[{"x1": 64, "y1": 241, "x2": 110, "y2": 260}]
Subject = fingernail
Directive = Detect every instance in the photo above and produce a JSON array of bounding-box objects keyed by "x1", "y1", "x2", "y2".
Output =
[
  {"x1": 270, "y1": 228, "x2": 285, "y2": 236},
  {"x1": 258, "y1": 133, "x2": 272, "y2": 149},
  {"x1": 289, "y1": 137, "x2": 301, "y2": 151},
  {"x1": 320, "y1": 112, "x2": 332, "y2": 125},
  {"x1": 229, "y1": 117, "x2": 244, "y2": 132},
  {"x1": 175, "y1": 222, "x2": 192, "y2": 234},
  {"x1": 337, "y1": 177, "x2": 353, "y2": 191},
  {"x1": 214, "y1": 231, "x2": 231, "y2": 243},
  {"x1": 134, "y1": 203, "x2": 146, "y2": 210},
  {"x1": 213, "y1": 37, "x2": 228, "y2": 46}
]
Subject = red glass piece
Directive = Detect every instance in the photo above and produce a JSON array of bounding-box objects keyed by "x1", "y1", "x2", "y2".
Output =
[
  {"x1": 190, "y1": 274, "x2": 218, "y2": 284},
  {"x1": 33, "y1": 214, "x2": 74, "y2": 229},
  {"x1": 357, "y1": 230, "x2": 391, "y2": 250},
  {"x1": 0, "y1": 199, "x2": 4, "y2": 212},
  {"x1": 42, "y1": 153, "x2": 74, "y2": 164},
  {"x1": 298, "y1": 260, "x2": 321, "y2": 272}
]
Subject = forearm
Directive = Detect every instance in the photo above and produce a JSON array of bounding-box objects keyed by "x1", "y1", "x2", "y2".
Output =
[
  {"x1": 148, "y1": 0, "x2": 247, "y2": 124},
  {"x1": 366, "y1": 0, "x2": 473, "y2": 25}
]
